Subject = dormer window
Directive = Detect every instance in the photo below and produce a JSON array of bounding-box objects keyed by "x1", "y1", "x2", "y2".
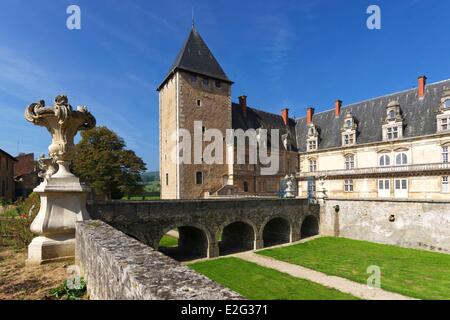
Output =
[
  {"x1": 387, "y1": 127, "x2": 399, "y2": 140},
  {"x1": 341, "y1": 110, "x2": 357, "y2": 146},
  {"x1": 306, "y1": 124, "x2": 319, "y2": 152},
  {"x1": 437, "y1": 89, "x2": 450, "y2": 132},
  {"x1": 445, "y1": 99, "x2": 450, "y2": 109},
  {"x1": 383, "y1": 101, "x2": 403, "y2": 140}
]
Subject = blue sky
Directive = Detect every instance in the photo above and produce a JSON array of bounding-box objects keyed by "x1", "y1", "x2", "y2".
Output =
[{"x1": 1, "y1": 0, "x2": 450, "y2": 171}]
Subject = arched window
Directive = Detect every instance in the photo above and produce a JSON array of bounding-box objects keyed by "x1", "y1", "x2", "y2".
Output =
[
  {"x1": 389, "y1": 110, "x2": 396, "y2": 120},
  {"x1": 379, "y1": 154, "x2": 390, "y2": 167},
  {"x1": 445, "y1": 99, "x2": 450, "y2": 109},
  {"x1": 396, "y1": 153, "x2": 408, "y2": 165}
]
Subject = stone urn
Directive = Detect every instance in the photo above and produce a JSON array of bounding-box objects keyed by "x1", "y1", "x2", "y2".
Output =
[
  {"x1": 284, "y1": 175, "x2": 296, "y2": 198},
  {"x1": 24, "y1": 95, "x2": 96, "y2": 264}
]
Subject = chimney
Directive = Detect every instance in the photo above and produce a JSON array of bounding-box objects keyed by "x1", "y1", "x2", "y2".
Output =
[
  {"x1": 281, "y1": 108, "x2": 289, "y2": 126},
  {"x1": 239, "y1": 95, "x2": 247, "y2": 117},
  {"x1": 418, "y1": 76, "x2": 427, "y2": 98},
  {"x1": 306, "y1": 107, "x2": 314, "y2": 125},
  {"x1": 335, "y1": 100, "x2": 342, "y2": 118}
]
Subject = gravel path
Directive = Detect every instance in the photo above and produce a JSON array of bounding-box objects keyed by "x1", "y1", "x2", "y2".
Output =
[{"x1": 235, "y1": 251, "x2": 416, "y2": 300}]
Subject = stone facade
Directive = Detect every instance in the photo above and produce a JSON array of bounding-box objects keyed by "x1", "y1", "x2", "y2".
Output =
[
  {"x1": 76, "y1": 220, "x2": 242, "y2": 300},
  {"x1": 298, "y1": 133, "x2": 450, "y2": 200},
  {"x1": 320, "y1": 198, "x2": 450, "y2": 253},
  {"x1": 0, "y1": 149, "x2": 16, "y2": 201},
  {"x1": 87, "y1": 198, "x2": 320, "y2": 258}
]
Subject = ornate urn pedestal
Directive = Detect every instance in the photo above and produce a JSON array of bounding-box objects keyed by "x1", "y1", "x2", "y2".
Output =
[{"x1": 25, "y1": 95, "x2": 96, "y2": 264}]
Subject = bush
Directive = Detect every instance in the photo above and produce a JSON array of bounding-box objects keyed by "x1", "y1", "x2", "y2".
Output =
[
  {"x1": 50, "y1": 278, "x2": 87, "y2": 300},
  {"x1": 0, "y1": 193, "x2": 39, "y2": 249}
]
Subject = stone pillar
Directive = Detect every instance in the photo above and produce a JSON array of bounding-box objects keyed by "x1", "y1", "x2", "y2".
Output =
[
  {"x1": 208, "y1": 242, "x2": 220, "y2": 258},
  {"x1": 254, "y1": 238, "x2": 264, "y2": 250},
  {"x1": 25, "y1": 95, "x2": 96, "y2": 264}
]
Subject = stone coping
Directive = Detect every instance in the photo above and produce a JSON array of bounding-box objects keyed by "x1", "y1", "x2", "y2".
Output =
[
  {"x1": 323, "y1": 197, "x2": 450, "y2": 204},
  {"x1": 75, "y1": 220, "x2": 243, "y2": 300}
]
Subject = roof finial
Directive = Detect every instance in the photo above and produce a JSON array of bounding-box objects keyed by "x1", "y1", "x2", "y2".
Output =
[{"x1": 192, "y1": 7, "x2": 195, "y2": 28}]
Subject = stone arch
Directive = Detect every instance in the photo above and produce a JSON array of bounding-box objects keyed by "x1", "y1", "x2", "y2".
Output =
[
  {"x1": 155, "y1": 223, "x2": 211, "y2": 261},
  {"x1": 261, "y1": 217, "x2": 291, "y2": 247},
  {"x1": 218, "y1": 219, "x2": 257, "y2": 255},
  {"x1": 300, "y1": 215, "x2": 319, "y2": 239}
]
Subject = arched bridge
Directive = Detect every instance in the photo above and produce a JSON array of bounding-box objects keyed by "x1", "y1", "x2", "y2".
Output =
[{"x1": 87, "y1": 198, "x2": 320, "y2": 259}]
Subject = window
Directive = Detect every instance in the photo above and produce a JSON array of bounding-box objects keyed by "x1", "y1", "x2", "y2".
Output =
[
  {"x1": 389, "y1": 110, "x2": 396, "y2": 120},
  {"x1": 379, "y1": 154, "x2": 391, "y2": 167},
  {"x1": 442, "y1": 176, "x2": 449, "y2": 193},
  {"x1": 445, "y1": 99, "x2": 450, "y2": 109},
  {"x1": 215, "y1": 80, "x2": 221, "y2": 88},
  {"x1": 202, "y1": 126, "x2": 206, "y2": 133},
  {"x1": 395, "y1": 153, "x2": 408, "y2": 165},
  {"x1": 309, "y1": 160, "x2": 317, "y2": 172},
  {"x1": 387, "y1": 126, "x2": 399, "y2": 140},
  {"x1": 308, "y1": 139, "x2": 317, "y2": 151},
  {"x1": 345, "y1": 119, "x2": 352, "y2": 127},
  {"x1": 442, "y1": 118, "x2": 449, "y2": 131},
  {"x1": 443, "y1": 146, "x2": 449, "y2": 163},
  {"x1": 165, "y1": 173, "x2": 168, "y2": 186},
  {"x1": 202, "y1": 78, "x2": 209, "y2": 85},
  {"x1": 196, "y1": 99, "x2": 202, "y2": 107},
  {"x1": 243, "y1": 181, "x2": 249, "y2": 192},
  {"x1": 344, "y1": 179, "x2": 353, "y2": 192},
  {"x1": 196, "y1": 171, "x2": 203, "y2": 185},
  {"x1": 190, "y1": 74, "x2": 197, "y2": 82},
  {"x1": 395, "y1": 179, "x2": 408, "y2": 190},
  {"x1": 345, "y1": 155, "x2": 355, "y2": 170},
  {"x1": 378, "y1": 179, "x2": 390, "y2": 190},
  {"x1": 343, "y1": 134, "x2": 354, "y2": 146}
]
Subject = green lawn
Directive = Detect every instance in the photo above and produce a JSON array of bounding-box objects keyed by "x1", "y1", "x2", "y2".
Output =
[
  {"x1": 258, "y1": 237, "x2": 450, "y2": 300},
  {"x1": 159, "y1": 234, "x2": 178, "y2": 248},
  {"x1": 189, "y1": 257, "x2": 358, "y2": 300}
]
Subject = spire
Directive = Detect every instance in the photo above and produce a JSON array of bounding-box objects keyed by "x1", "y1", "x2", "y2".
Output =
[{"x1": 157, "y1": 27, "x2": 232, "y2": 90}]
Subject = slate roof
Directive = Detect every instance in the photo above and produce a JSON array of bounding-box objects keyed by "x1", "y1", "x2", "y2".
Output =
[
  {"x1": 232, "y1": 103, "x2": 298, "y2": 151},
  {"x1": 157, "y1": 27, "x2": 232, "y2": 90},
  {"x1": 295, "y1": 79, "x2": 450, "y2": 152}
]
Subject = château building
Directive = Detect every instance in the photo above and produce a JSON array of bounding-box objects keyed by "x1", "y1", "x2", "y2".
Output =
[{"x1": 158, "y1": 27, "x2": 450, "y2": 200}]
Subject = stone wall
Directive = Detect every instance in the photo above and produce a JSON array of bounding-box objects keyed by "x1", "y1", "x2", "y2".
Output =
[
  {"x1": 75, "y1": 220, "x2": 242, "y2": 300},
  {"x1": 320, "y1": 198, "x2": 450, "y2": 253}
]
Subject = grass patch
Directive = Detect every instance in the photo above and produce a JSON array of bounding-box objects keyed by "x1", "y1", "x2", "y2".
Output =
[
  {"x1": 189, "y1": 257, "x2": 357, "y2": 300},
  {"x1": 159, "y1": 235, "x2": 178, "y2": 248},
  {"x1": 258, "y1": 237, "x2": 450, "y2": 300}
]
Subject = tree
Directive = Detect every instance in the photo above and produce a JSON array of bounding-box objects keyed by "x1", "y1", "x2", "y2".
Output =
[{"x1": 71, "y1": 126, "x2": 147, "y2": 200}]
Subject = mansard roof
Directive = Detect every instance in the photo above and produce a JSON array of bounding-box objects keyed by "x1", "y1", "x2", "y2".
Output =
[
  {"x1": 157, "y1": 27, "x2": 232, "y2": 90},
  {"x1": 295, "y1": 79, "x2": 450, "y2": 152}
]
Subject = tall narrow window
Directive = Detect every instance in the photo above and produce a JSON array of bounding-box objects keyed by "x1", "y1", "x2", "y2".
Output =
[
  {"x1": 379, "y1": 154, "x2": 391, "y2": 167},
  {"x1": 243, "y1": 181, "x2": 249, "y2": 192},
  {"x1": 395, "y1": 153, "x2": 408, "y2": 165},
  {"x1": 442, "y1": 176, "x2": 449, "y2": 193},
  {"x1": 309, "y1": 159, "x2": 317, "y2": 172},
  {"x1": 196, "y1": 171, "x2": 203, "y2": 185},
  {"x1": 442, "y1": 118, "x2": 448, "y2": 131},
  {"x1": 345, "y1": 155, "x2": 355, "y2": 170},
  {"x1": 165, "y1": 173, "x2": 169, "y2": 186},
  {"x1": 443, "y1": 146, "x2": 449, "y2": 163},
  {"x1": 196, "y1": 99, "x2": 202, "y2": 107}
]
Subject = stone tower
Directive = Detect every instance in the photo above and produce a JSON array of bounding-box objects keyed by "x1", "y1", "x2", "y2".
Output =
[{"x1": 158, "y1": 27, "x2": 233, "y2": 199}]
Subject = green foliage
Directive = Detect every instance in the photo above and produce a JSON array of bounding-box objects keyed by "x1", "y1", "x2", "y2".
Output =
[
  {"x1": 259, "y1": 237, "x2": 450, "y2": 300},
  {"x1": 0, "y1": 193, "x2": 38, "y2": 249},
  {"x1": 50, "y1": 278, "x2": 87, "y2": 300},
  {"x1": 189, "y1": 257, "x2": 358, "y2": 300},
  {"x1": 0, "y1": 198, "x2": 12, "y2": 206},
  {"x1": 71, "y1": 126, "x2": 147, "y2": 200},
  {"x1": 141, "y1": 171, "x2": 160, "y2": 183}
]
